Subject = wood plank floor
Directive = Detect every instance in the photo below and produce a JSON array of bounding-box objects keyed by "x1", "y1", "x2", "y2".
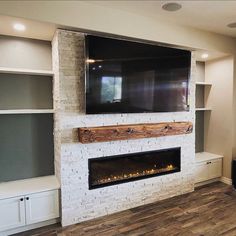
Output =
[{"x1": 14, "y1": 182, "x2": 236, "y2": 236}]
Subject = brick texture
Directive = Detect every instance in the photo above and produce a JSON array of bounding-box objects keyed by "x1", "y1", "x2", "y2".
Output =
[{"x1": 52, "y1": 29, "x2": 196, "y2": 226}]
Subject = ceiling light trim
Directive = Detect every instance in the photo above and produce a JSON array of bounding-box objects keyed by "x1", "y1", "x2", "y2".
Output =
[
  {"x1": 162, "y1": 2, "x2": 182, "y2": 12},
  {"x1": 227, "y1": 22, "x2": 236, "y2": 28}
]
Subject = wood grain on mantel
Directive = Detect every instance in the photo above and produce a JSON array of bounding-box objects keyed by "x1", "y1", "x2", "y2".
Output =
[{"x1": 78, "y1": 122, "x2": 193, "y2": 143}]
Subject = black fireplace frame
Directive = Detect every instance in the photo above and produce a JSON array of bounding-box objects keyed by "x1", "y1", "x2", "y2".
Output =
[{"x1": 88, "y1": 147, "x2": 181, "y2": 190}]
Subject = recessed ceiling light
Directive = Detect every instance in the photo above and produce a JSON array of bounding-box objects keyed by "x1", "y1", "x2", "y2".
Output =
[
  {"x1": 162, "y1": 2, "x2": 182, "y2": 12},
  {"x1": 201, "y1": 53, "x2": 209, "y2": 59},
  {"x1": 13, "y1": 23, "x2": 26, "y2": 31},
  {"x1": 227, "y1": 22, "x2": 236, "y2": 28}
]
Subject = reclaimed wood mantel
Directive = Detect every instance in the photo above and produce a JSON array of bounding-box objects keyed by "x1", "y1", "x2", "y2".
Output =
[{"x1": 78, "y1": 121, "x2": 193, "y2": 143}]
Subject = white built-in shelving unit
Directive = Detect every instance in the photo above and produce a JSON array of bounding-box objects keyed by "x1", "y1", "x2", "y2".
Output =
[
  {"x1": 195, "y1": 79, "x2": 212, "y2": 112},
  {"x1": 0, "y1": 65, "x2": 56, "y2": 180},
  {"x1": 195, "y1": 61, "x2": 223, "y2": 185},
  {"x1": 0, "y1": 67, "x2": 54, "y2": 113},
  {"x1": 0, "y1": 66, "x2": 55, "y2": 181},
  {"x1": 0, "y1": 36, "x2": 60, "y2": 235}
]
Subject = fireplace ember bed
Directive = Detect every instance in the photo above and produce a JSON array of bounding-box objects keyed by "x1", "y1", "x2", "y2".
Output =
[{"x1": 89, "y1": 147, "x2": 181, "y2": 189}]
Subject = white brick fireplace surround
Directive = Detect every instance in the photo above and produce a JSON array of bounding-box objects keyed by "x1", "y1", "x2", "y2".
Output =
[{"x1": 52, "y1": 29, "x2": 196, "y2": 226}]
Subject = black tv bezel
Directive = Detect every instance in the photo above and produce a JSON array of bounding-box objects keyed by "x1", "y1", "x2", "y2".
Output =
[{"x1": 85, "y1": 34, "x2": 191, "y2": 115}]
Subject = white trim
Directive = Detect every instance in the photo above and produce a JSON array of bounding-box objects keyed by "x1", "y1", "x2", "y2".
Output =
[
  {"x1": 0, "y1": 109, "x2": 54, "y2": 114},
  {"x1": 196, "y1": 82, "x2": 212, "y2": 86},
  {"x1": 195, "y1": 177, "x2": 220, "y2": 187},
  {"x1": 195, "y1": 108, "x2": 212, "y2": 111},
  {"x1": 0, "y1": 218, "x2": 59, "y2": 236},
  {"x1": 0, "y1": 67, "x2": 53, "y2": 76},
  {"x1": 220, "y1": 176, "x2": 232, "y2": 185},
  {"x1": 0, "y1": 176, "x2": 60, "y2": 200},
  {"x1": 195, "y1": 152, "x2": 223, "y2": 163}
]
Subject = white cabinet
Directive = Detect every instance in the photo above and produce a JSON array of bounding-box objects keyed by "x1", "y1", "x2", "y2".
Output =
[
  {"x1": 0, "y1": 190, "x2": 59, "y2": 232},
  {"x1": 0, "y1": 196, "x2": 25, "y2": 232},
  {"x1": 25, "y1": 190, "x2": 59, "y2": 225},
  {"x1": 195, "y1": 157, "x2": 222, "y2": 184},
  {"x1": 195, "y1": 162, "x2": 209, "y2": 183},
  {"x1": 208, "y1": 160, "x2": 222, "y2": 179}
]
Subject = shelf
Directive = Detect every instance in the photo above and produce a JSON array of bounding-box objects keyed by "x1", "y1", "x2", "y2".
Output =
[
  {"x1": 78, "y1": 122, "x2": 193, "y2": 143},
  {"x1": 0, "y1": 109, "x2": 54, "y2": 114},
  {"x1": 196, "y1": 108, "x2": 212, "y2": 111},
  {"x1": 0, "y1": 67, "x2": 53, "y2": 76},
  {"x1": 0, "y1": 176, "x2": 60, "y2": 200},
  {"x1": 196, "y1": 82, "x2": 212, "y2": 86},
  {"x1": 195, "y1": 152, "x2": 223, "y2": 163}
]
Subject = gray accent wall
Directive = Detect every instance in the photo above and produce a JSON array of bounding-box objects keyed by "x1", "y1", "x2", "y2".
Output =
[
  {"x1": 0, "y1": 114, "x2": 54, "y2": 182},
  {"x1": 195, "y1": 112, "x2": 204, "y2": 152},
  {"x1": 0, "y1": 35, "x2": 54, "y2": 182},
  {"x1": 195, "y1": 62, "x2": 205, "y2": 152},
  {"x1": 196, "y1": 86, "x2": 205, "y2": 108},
  {"x1": 196, "y1": 61, "x2": 205, "y2": 82},
  {"x1": 0, "y1": 74, "x2": 53, "y2": 109}
]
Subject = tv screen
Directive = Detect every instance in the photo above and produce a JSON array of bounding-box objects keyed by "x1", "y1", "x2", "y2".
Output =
[{"x1": 86, "y1": 35, "x2": 191, "y2": 114}]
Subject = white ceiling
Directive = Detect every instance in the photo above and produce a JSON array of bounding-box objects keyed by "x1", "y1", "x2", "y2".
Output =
[
  {"x1": 91, "y1": 0, "x2": 236, "y2": 38},
  {"x1": 0, "y1": 1, "x2": 233, "y2": 61},
  {"x1": 0, "y1": 15, "x2": 56, "y2": 41},
  {"x1": 2, "y1": 1, "x2": 236, "y2": 41}
]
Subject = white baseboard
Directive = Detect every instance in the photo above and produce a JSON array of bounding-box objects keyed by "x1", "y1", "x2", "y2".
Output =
[
  {"x1": 220, "y1": 176, "x2": 232, "y2": 185},
  {"x1": 0, "y1": 218, "x2": 60, "y2": 236},
  {"x1": 195, "y1": 177, "x2": 232, "y2": 188},
  {"x1": 195, "y1": 178, "x2": 220, "y2": 187}
]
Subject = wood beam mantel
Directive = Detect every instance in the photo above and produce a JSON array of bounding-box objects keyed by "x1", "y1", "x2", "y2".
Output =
[{"x1": 78, "y1": 122, "x2": 193, "y2": 143}]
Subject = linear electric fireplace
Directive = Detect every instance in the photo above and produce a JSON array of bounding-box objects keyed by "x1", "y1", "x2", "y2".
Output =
[{"x1": 89, "y1": 147, "x2": 181, "y2": 189}]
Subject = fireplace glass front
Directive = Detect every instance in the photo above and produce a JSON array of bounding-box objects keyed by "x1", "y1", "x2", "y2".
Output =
[{"x1": 89, "y1": 147, "x2": 181, "y2": 189}]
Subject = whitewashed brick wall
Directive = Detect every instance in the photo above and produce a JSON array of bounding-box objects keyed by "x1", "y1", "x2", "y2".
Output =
[{"x1": 52, "y1": 29, "x2": 196, "y2": 226}]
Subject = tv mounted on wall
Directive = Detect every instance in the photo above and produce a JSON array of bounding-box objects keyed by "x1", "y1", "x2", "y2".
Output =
[{"x1": 85, "y1": 35, "x2": 191, "y2": 114}]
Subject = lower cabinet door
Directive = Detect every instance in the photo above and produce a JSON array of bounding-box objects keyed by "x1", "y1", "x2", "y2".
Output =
[
  {"x1": 195, "y1": 162, "x2": 209, "y2": 183},
  {"x1": 0, "y1": 196, "x2": 25, "y2": 232},
  {"x1": 25, "y1": 190, "x2": 59, "y2": 225},
  {"x1": 209, "y1": 159, "x2": 222, "y2": 179}
]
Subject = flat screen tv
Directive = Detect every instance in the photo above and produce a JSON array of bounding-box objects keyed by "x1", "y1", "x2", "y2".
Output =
[{"x1": 85, "y1": 35, "x2": 191, "y2": 114}]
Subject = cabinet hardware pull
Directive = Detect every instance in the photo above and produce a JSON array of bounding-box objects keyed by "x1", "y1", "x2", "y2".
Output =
[
  {"x1": 20, "y1": 198, "x2": 24, "y2": 201},
  {"x1": 26, "y1": 197, "x2": 29, "y2": 200}
]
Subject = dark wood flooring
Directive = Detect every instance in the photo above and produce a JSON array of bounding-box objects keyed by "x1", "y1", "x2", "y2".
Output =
[{"x1": 14, "y1": 182, "x2": 236, "y2": 236}]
